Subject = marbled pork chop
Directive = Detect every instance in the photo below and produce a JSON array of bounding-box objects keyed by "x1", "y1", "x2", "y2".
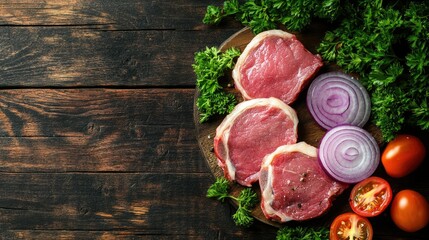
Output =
[
  {"x1": 233, "y1": 29, "x2": 323, "y2": 104},
  {"x1": 214, "y1": 98, "x2": 298, "y2": 187},
  {"x1": 259, "y1": 142, "x2": 348, "y2": 222}
]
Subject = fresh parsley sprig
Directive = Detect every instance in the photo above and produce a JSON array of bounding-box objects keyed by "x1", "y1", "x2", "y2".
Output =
[
  {"x1": 193, "y1": 47, "x2": 241, "y2": 123},
  {"x1": 276, "y1": 226, "x2": 329, "y2": 240},
  {"x1": 206, "y1": 176, "x2": 230, "y2": 201},
  {"x1": 207, "y1": 177, "x2": 258, "y2": 227},
  {"x1": 203, "y1": 0, "x2": 240, "y2": 25},
  {"x1": 203, "y1": 0, "x2": 342, "y2": 34}
]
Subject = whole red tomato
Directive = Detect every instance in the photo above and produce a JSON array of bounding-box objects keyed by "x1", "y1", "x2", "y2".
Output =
[
  {"x1": 390, "y1": 189, "x2": 429, "y2": 232},
  {"x1": 381, "y1": 134, "x2": 426, "y2": 178}
]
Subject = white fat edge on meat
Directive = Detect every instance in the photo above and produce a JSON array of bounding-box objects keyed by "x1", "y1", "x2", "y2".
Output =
[
  {"x1": 261, "y1": 142, "x2": 317, "y2": 222},
  {"x1": 215, "y1": 97, "x2": 298, "y2": 182},
  {"x1": 232, "y1": 29, "x2": 296, "y2": 100},
  {"x1": 222, "y1": 129, "x2": 236, "y2": 180}
]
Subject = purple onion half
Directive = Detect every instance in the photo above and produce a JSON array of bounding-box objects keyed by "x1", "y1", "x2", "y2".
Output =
[
  {"x1": 318, "y1": 125, "x2": 380, "y2": 184},
  {"x1": 307, "y1": 71, "x2": 371, "y2": 130}
]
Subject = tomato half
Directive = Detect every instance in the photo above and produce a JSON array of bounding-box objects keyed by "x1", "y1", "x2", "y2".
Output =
[
  {"x1": 349, "y1": 176, "x2": 392, "y2": 217},
  {"x1": 330, "y1": 212, "x2": 373, "y2": 240},
  {"x1": 390, "y1": 189, "x2": 429, "y2": 232},
  {"x1": 381, "y1": 134, "x2": 426, "y2": 178}
]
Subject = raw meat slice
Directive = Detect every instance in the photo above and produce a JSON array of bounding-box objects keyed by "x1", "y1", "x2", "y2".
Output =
[
  {"x1": 232, "y1": 29, "x2": 323, "y2": 104},
  {"x1": 214, "y1": 97, "x2": 298, "y2": 187},
  {"x1": 259, "y1": 142, "x2": 347, "y2": 222}
]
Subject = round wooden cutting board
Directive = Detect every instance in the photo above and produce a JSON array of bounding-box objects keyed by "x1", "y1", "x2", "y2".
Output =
[{"x1": 193, "y1": 26, "x2": 383, "y2": 228}]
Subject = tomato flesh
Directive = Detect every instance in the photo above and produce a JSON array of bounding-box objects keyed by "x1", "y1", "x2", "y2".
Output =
[
  {"x1": 350, "y1": 176, "x2": 392, "y2": 217},
  {"x1": 391, "y1": 189, "x2": 429, "y2": 232},
  {"x1": 381, "y1": 134, "x2": 426, "y2": 178},
  {"x1": 330, "y1": 212, "x2": 373, "y2": 240}
]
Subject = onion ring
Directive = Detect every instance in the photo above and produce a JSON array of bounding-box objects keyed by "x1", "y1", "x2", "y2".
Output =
[
  {"x1": 319, "y1": 125, "x2": 380, "y2": 183},
  {"x1": 307, "y1": 72, "x2": 371, "y2": 130}
]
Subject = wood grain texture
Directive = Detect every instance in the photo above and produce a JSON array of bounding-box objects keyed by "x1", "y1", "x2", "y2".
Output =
[
  {"x1": 0, "y1": 89, "x2": 206, "y2": 173},
  {"x1": 0, "y1": 0, "x2": 240, "y2": 31},
  {"x1": 0, "y1": 28, "x2": 239, "y2": 87},
  {"x1": 0, "y1": 1, "x2": 241, "y2": 88},
  {"x1": 0, "y1": 172, "x2": 275, "y2": 239}
]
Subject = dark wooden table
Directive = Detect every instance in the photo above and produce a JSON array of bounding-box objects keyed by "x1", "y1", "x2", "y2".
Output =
[{"x1": 0, "y1": 1, "x2": 427, "y2": 239}]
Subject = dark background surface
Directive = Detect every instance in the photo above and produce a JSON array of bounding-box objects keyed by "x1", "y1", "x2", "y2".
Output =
[{"x1": 0, "y1": 1, "x2": 426, "y2": 239}]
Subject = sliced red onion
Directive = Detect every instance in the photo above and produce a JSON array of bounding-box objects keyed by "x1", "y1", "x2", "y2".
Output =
[
  {"x1": 318, "y1": 125, "x2": 380, "y2": 183},
  {"x1": 307, "y1": 71, "x2": 371, "y2": 130}
]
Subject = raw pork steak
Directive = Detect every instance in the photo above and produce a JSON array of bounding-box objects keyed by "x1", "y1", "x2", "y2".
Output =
[
  {"x1": 214, "y1": 98, "x2": 298, "y2": 187},
  {"x1": 233, "y1": 30, "x2": 323, "y2": 104},
  {"x1": 259, "y1": 142, "x2": 347, "y2": 222}
]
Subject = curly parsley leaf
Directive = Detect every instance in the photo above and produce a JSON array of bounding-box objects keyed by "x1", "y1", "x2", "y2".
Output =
[
  {"x1": 206, "y1": 176, "x2": 230, "y2": 202},
  {"x1": 193, "y1": 47, "x2": 241, "y2": 123},
  {"x1": 231, "y1": 188, "x2": 258, "y2": 227},
  {"x1": 206, "y1": 177, "x2": 258, "y2": 227},
  {"x1": 232, "y1": 207, "x2": 255, "y2": 227},
  {"x1": 276, "y1": 226, "x2": 329, "y2": 240},
  {"x1": 203, "y1": 0, "x2": 240, "y2": 25},
  {"x1": 203, "y1": 0, "x2": 342, "y2": 34}
]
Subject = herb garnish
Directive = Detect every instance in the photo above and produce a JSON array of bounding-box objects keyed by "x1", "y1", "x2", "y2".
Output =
[
  {"x1": 207, "y1": 177, "x2": 258, "y2": 227},
  {"x1": 203, "y1": 0, "x2": 341, "y2": 34},
  {"x1": 276, "y1": 226, "x2": 329, "y2": 240},
  {"x1": 193, "y1": 47, "x2": 241, "y2": 123}
]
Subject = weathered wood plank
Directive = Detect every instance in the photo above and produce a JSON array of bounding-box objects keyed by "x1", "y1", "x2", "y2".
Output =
[
  {"x1": 0, "y1": 88, "x2": 207, "y2": 173},
  {"x1": 1, "y1": 231, "x2": 225, "y2": 240},
  {"x1": 0, "y1": 172, "x2": 277, "y2": 239},
  {"x1": 0, "y1": 0, "x2": 239, "y2": 31},
  {"x1": 0, "y1": 28, "x2": 239, "y2": 87},
  {"x1": 1, "y1": 172, "x2": 426, "y2": 239}
]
